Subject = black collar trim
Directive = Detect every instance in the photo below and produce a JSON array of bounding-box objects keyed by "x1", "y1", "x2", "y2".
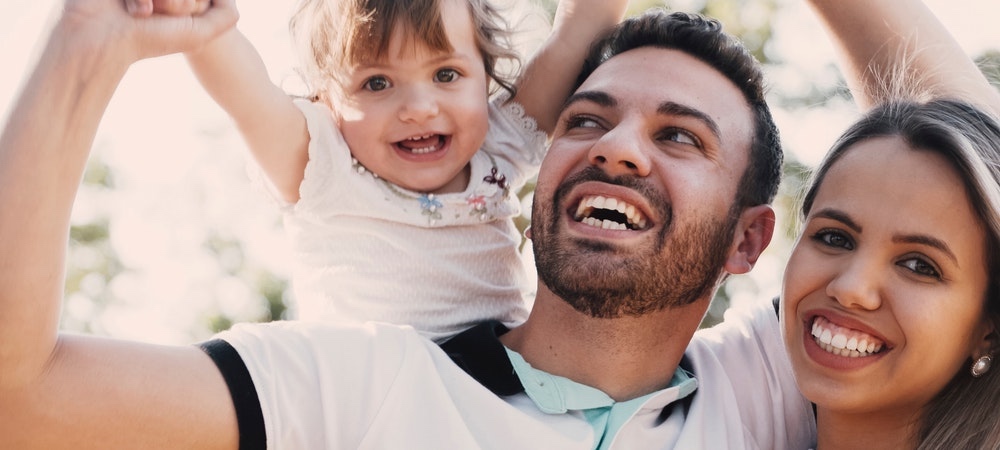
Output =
[{"x1": 440, "y1": 320, "x2": 524, "y2": 396}]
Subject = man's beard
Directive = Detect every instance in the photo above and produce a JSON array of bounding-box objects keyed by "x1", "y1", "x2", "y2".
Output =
[{"x1": 531, "y1": 167, "x2": 740, "y2": 319}]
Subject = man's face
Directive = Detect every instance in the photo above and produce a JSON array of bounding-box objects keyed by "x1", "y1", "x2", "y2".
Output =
[{"x1": 530, "y1": 47, "x2": 754, "y2": 318}]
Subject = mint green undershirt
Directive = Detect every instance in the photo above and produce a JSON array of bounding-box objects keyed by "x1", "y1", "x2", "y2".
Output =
[{"x1": 505, "y1": 348, "x2": 697, "y2": 450}]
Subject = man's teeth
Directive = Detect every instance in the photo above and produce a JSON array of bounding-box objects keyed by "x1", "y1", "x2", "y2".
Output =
[
  {"x1": 811, "y1": 316, "x2": 884, "y2": 357},
  {"x1": 573, "y1": 195, "x2": 648, "y2": 230}
]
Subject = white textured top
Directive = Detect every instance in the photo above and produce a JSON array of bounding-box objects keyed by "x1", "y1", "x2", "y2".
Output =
[
  {"x1": 251, "y1": 96, "x2": 548, "y2": 341},
  {"x1": 215, "y1": 298, "x2": 816, "y2": 449}
]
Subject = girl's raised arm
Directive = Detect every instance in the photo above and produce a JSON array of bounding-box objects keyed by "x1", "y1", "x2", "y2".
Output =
[
  {"x1": 512, "y1": 0, "x2": 629, "y2": 135},
  {"x1": 186, "y1": 28, "x2": 310, "y2": 203}
]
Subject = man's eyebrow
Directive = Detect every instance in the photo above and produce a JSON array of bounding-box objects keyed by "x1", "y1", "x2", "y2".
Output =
[
  {"x1": 561, "y1": 90, "x2": 616, "y2": 111},
  {"x1": 560, "y1": 92, "x2": 722, "y2": 141},
  {"x1": 658, "y1": 101, "x2": 721, "y2": 142}
]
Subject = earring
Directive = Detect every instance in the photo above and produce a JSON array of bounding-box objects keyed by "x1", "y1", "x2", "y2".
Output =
[{"x1": 971, "y1": 355, "x2": 993, "y2": 378}]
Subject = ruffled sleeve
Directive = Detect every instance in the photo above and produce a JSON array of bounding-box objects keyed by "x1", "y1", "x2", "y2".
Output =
[{"x1": 482, "y1": 94, "x2": 549, "y2": 186}]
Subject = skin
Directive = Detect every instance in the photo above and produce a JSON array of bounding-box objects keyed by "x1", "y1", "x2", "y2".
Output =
[
  {"x1": 0, "y1": 2, "x2": 773, "y2": 446},
  {"x1": 502, "y1": 47, "x2": 775, "y2": 401},
  {"x1": 166, "y1": 0, "x2": 627, "y2": 202},
  {"x1": 782, "y1": 137, "x2": 994, "y2": 449},
  {"x1": 0, "y1": 2, "x2": 240, "y2": 449},
  {"x1": 12, "y1": 1, "x2": 995, "y2": 448},
  {"x1": 336, "y1": 0, "x2": 490, "y2": 194},
  {"x1": 807, "y1": 0, "x2": 1000, "y2": 116}
]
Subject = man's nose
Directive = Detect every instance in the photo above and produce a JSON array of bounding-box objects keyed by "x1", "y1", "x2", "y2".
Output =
[{"x1": 587, "y1": 125, "x2": 652, "y2": 177}]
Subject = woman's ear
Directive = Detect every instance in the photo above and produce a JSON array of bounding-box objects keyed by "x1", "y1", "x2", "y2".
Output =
[
  {"x1": 970, "y1": 316, "x2": 998, "y2": 362},
  {"x1": 723, "y1": 205, "x2": 776, "y2": 275}
]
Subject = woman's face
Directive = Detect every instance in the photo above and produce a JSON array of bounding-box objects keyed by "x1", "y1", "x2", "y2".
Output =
[{"x1": 782, "y1": 136, "x2": 993, "y2": 417}]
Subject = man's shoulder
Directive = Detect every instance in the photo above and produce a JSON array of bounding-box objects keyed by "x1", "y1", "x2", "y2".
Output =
[{"x1": 217, "y1": 320, "x2": 435, "y2": 365}]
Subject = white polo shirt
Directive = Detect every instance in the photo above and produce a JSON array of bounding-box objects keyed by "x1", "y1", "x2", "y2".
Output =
[{"x1": 206, "y1": 300, "x2": 815, "y2": 449}]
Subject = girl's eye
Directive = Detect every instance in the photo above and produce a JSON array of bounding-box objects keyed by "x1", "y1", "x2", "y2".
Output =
[
  {"x1": 363, "y1": 76, "x2": 391, "y2": 92},
  {"x1": 659, "y1": 128, "x2": 700, "y2": 147},
  {"x1": 812, "y1": 229, "x2": 854, "y2": 250},
  {"x1": 435, "y1": 69, "x2": 459, "y2": 83},
  {"x1": 897, "y1": 257, "x2": 942, "y2": 279}
]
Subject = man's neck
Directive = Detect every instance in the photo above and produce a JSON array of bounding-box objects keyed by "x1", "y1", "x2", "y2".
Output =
[{"x1": 500, "y1": 285, "x2": 709, "y2": 402}]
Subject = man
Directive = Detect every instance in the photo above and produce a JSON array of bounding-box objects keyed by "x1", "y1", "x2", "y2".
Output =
[{"x1": 0, "y1": 1, "x2": 813, "y2": 448}]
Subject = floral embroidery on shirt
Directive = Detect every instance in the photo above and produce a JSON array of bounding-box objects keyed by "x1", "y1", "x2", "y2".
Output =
[
  {"x1": 483, "y1": 167, "x2": 509, "y2": 196},
  {"x1": 466, "y1": 195, "x2": 488, "y2": 221},
  {"x1": 350, "y1": 153, "x2": 511, "y2": 225},
  {"x1": 419, "y1": 194, "x2": 444, "y2": 223}
]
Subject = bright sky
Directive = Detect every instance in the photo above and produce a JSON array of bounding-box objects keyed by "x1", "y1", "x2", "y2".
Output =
[{"x1": 2, "y1": 0, "x2": 998, "y2": 343}]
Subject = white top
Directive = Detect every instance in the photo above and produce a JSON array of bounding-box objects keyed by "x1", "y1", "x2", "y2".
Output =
[
  {"x1": 252, "y1": 97, "x2": 548, "y2": 341},
  {"x1": 215, "y1": 299, "x2": 816, "y2": 449}
]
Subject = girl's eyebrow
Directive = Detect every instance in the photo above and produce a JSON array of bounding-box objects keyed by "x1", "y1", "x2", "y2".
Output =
[{"x1": 355, "y1": 52, "x2": 471, "y2": 72}]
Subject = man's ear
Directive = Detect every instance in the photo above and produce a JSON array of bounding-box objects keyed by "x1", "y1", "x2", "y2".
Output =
[{"x1": 723, "y1": 205, "x2": 775, "y2": 275}]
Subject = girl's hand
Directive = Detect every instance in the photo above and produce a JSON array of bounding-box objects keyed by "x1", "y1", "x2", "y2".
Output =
[
  {"x1": 126, "y1": 0, "x2": 212, "y2": 17},
  {"x1": 59, "y1": 0, "x2": 236, "y2": 66}
]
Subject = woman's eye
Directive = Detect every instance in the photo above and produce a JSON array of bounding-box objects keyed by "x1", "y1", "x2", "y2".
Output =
[
  {"x1": 813, "y1": 229, "x2": 854, "y2": 250},
  {"x1": 660, "y1": 128, "x2": 700, "y2": 146},
  {"x1": 898, "y1": 257, "x2": 941, "y2": 279},
  {"x1": 363, "y1": 76, "x2": 391, "y2": 91},
  {"x1": 435, "y1": 69, "x2": 459, "y2": 83}
]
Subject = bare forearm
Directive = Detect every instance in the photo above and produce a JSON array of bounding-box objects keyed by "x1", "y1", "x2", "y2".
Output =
[
  {"x1": 0, "y1": 4, "x2": 241, "y2": 446},
  {"x1": 187, "y1": 29, "x2": 309, "y2": 200},
  {"x1": 808, "y1": 0, "x2": 1000, "y2": 114},
  {"x1": 0, "y1": 21, "x2": 129, "y2": 384},
  {"x1": 0, "y1": 0, "x2": 238, "y2": 385}
]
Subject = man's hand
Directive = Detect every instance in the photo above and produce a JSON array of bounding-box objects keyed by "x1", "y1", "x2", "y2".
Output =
[{"x1": 58, "y1": 0, "x2": 236, "y2": 67}]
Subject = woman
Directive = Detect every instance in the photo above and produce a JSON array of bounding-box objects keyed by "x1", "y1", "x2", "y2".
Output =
[
  {"x1": 783, "y1": 98, "x2": 1000, "y2": 449},
  {"x1": 783, "y1": 1, "x2": 1000, "y2": 447}
]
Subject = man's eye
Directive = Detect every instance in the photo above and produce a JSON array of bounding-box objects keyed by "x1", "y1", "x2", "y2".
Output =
[
  {"x1": 435, "y1": 69, "x2": 459, "y2": 83},
  {"x1": 812, "y1": 229, "x2": 854, "y2": 250},
  {"x1": 565, "y1": 116, "x2": 601, "y2": 129},
  {"x1": 660, "y1": 128, "x2": 700, "y2": 146},
  {"x1": 363, "y1": 76, "x2": 391, "y2": 91}
]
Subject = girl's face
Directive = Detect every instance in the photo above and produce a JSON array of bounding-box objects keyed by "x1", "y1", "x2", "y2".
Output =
[
  {"x1": 782, "y1": 136, "x2": 993, "y2": 420},
  {"x1": 335, "y1": 0, "x2": 489, "y2": 194}
]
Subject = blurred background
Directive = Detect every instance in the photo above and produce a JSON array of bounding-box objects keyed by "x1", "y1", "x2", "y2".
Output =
[{"x1": 1, "y1": 0, "x2": 998, "y2": 343}]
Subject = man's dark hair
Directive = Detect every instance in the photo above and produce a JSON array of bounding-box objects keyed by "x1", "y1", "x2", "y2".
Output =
[{"x1": 576, "y1": 10, "x2": 782, "y2": 207}]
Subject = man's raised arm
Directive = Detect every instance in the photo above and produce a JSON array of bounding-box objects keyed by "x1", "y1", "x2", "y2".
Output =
[{"x1": 0, "y1": 1, "x2": 244, "y2": 448}]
